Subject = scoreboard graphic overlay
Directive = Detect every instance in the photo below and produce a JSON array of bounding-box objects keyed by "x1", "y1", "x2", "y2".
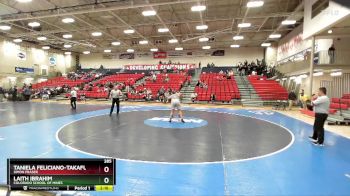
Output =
[{"x1": 7, "y1": 158, "x2": 115, "y2": 191}]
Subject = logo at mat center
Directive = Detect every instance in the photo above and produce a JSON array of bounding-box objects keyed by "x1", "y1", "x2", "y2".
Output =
[{"x1": 144, "y1": 116, "x2": 208, "y2": 129}]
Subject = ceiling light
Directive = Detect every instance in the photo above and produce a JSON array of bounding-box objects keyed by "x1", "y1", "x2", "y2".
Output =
[
  {"x1": 104, "y1": 49, "x2": 112, "y2": 53},
  {"x1": 127, "y1": 49, "x2": 134, "y2": 53},
  {"x1": 16, "y1": 0, "x2": 32, "y2": 2},
  {"x1": 247, "y1": 1, "x2": 264, "y2": 7},
  {"x1": 13, "y1": 39, "x2": 22, "y2": 43},
  {"x1": 191, "y1": 5, "x2": 206, "y2": 12},
  {"x1": 230, "y1": 44, "x2": 240, "y2": 48},
  {"x1": 91, "y1": 32, "x2": 102, "y2": 37},
  {"x1": 281, "y1": 20, "x2": 296, "y2": 25},
  {"x1": 150, "y1": 48, "x2": 158, "y2": 52},
  {"x1": 202, "y1": 46, "x2": 211, "y2": 50},
  {"x1": 64, "y1": 44, "x2": 72, "y2": 48},
  {"x1": 233, "y1": 35, "x2": 244, "y2": 40},
  {"x1": 142, "y1": 10, "x2": 157, "y2": 16},
  {"x1": 168, "y1": 39, "x2": 178, "y2": 43},
  {"x1": 328, "y1": 30, "x2": 333, "y2": 34},
  {"x1": 330, "y1": 72, "x2": 342, "y2": 77},
  {"x1": 62, "y1": 34, "x2": 73, "y2": 39},
  {"x1": 0, "y1": 25, "x2": 11, "y2": 30},
  {"x1": 28, "y1": 22, "x2": 40, "y2": 27},
  {"x1": 199, "y1": 37, "x2": 209, "y2": 42},
  {"x1": 124, "y1": 29, "x2": 135, "y2": 34},
  {"x1": 299, "y1": 74, "x2": 308, "y2": 79},
  {"x1": 83, "y1": 51, "x2": 90, "y2": 54},
  {"x1": 64, "y1": 52, "x2": 71, "y2": 55},
  {"x1": 175, "y1": 47, "x2": 183, "y2": 51},
  {"x1": 313, "y1": 72, "x2": 324, "y2": 76},
  {"x1": 37, "y1": 36, "x2": 47, "y2": 41},
  {"x1": 42, "y1": 46, "x2": 50, "y2": 50},
  {"x1": 269, "y1": 34, "x2": 281, "y2": 39},
  {"x1": 261, "y1": 43, "x2": 271, "y2": 47},
  {"x1": 158, "y1": 28, "x2": 169, "y2": 33},
  {"x1": 238, "y1": 23, "x2": 251, "y2": 28},
  {"x1": 111, "y1": 41, "x2": 121, "y2": 46},
  {"x1": 62, "y1": 18, "x2": 75, "y2": 24},
  {"x1": 196, "y1": 25, "x2": 208, "y2": 30},
  {"x1": 290, "y1": 76, "x2": 296, "y2": 80},
  {"x1": 139, "y1": 40, "x2": 149, "y2": 45}
]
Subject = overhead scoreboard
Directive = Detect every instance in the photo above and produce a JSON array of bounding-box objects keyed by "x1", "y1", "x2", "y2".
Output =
[{"x1": 7, "y1": 158, "x2": 115, "y2": 192}]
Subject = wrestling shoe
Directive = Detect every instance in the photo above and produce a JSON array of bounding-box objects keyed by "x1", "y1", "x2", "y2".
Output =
[
  {"x1": 312, "y1": 141, "x2": 324, "y2": 147},
  {"x1": 308, "y1": 136, "x2": 317, "y2": 142}
]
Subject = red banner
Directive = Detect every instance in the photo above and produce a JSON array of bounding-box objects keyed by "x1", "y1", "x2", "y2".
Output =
[
  {"x1": 124, "y1": 64, "x2": 196, "y2": 70},
  {"x1": 153, "y1": 52, "x2": 167, "y2": 59}
]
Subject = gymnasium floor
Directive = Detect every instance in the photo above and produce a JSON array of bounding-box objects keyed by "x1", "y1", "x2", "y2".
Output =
[{"x1": 1, "y1": 101, "x2": 350, "y2": 195}]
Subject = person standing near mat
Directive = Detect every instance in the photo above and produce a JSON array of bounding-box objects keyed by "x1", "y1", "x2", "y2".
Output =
[
  {"x1": 168, "y1": 91, "x2": 185, "y2": 123},
  {"x1": 110, "y1": 86, "x2": 123, "y2": 116},
  {"x1": 309, "y1": 87, "x2": 330, "y2": 146},
  {"x1": 70, "y1": 87, "x2": 77, "y2": 110}
]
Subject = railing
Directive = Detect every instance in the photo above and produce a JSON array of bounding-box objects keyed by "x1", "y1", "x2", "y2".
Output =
[{"x1": 316, "y1": 50, "x2": 350, "y2": 65}]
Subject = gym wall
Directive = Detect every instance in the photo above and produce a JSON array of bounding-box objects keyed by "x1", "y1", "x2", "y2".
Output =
[{"x1": 79, "y1": 47, "x2": 264, "y2": 69}]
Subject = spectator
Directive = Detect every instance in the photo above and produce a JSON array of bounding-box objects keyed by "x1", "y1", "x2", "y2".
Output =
[
  {"x1": 12, "y1": 86, "x2": 17, "y2": 101},
  {"x1": 328, "y1": 44, "x2": 335, "y2": 64},
  {"x1": 0, "y1": 86, "x2": 4, "y2": 102},
  {"x1": 191, "y1": 92, "x2": 197, "y2": 103},
  {"x1": 152, "y1": 73, "x2": 157, "y2": 82},
  {"x1": 288, "y1": 91, "x2": 297, "y2": 110},
  {"x1": 210, "y1": 93, "x2": 216, "y2": 103},
  {"x1": 299, "y1": 89, "x2": 307, "y2": 109}
]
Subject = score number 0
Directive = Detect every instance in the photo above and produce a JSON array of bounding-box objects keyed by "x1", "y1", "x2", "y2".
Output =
[{"x1": 103, "y1": 159, "x2": 113, "y2": 184}]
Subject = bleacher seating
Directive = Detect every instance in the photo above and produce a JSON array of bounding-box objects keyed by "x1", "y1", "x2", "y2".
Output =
[
  {"x1": 131, "y1": 73, "x2": 187, "y2": 99},
  {"x1": 66, "y1": 90, "x2": 108, "y2": 99},
  {"x1": 32, "y1": 77, "x2": 92, "y2": 89},
  {"x1": 94, "y1": 73, "x2": 144, "y2": 86},
  {"x1": 248, "y1": 75, "x2": 288, "y2": 100},
  {"x1": 195, "y1": 73, "x2": 240, "y2": 102}
]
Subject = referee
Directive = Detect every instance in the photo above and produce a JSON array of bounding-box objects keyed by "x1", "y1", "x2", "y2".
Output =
[
  {"x1": 109, "y1": 86, "x2": 123, "y2": 116},
  {"x1": 309, "y1": 87, "x2": 330, "y2": 146}
]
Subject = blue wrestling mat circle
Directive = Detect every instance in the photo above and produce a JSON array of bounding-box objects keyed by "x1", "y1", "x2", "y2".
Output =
[{"x1": 144, "y1": 116, "x2": 208, "y2": 129}]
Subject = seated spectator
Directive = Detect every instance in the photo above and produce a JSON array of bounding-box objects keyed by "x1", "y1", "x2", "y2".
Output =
[
  {"x1": 210, "y1": 93, "x2": 216, "y2": 103},
  {"x1": 191, "y1": 92, "x2": 198, "y2": 103},
  {"x1": 152, "y1": 73, "x2": 157, "y2": 82}
]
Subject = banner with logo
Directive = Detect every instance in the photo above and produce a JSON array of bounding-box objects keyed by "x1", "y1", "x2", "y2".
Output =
[
  {"x1": 119, "y1": 53, "x2": 135, "y2": 59},
  {"x1": 153, "y1": 52, "x2": 167, "y2": 59},
  {"x1": 124, "y1": 64, "x2": 196, "y2": 71},
  {"x1": 211, "y1": 50, "x2": 225, "y2": 56},
  {"x1": 49, "y1": 56, "x2": 56, "y2": 65},
  {"x1": 136, "y1": 52, "x2": 151, "y2": 58},
  {"x1": 17, "y1": 51, "x2": 26, "y2": 60},
  {"x1": 15, "y1": 67, "x2": 34, "y2": 74}
]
